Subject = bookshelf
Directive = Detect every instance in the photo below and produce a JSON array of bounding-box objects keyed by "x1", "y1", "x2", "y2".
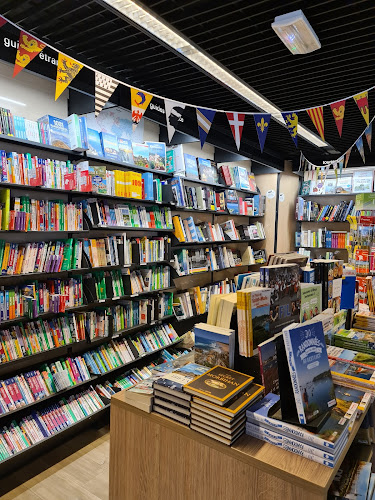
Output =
[{"x1": 0, "y1": 132, "x2": 266, "y2": 473}]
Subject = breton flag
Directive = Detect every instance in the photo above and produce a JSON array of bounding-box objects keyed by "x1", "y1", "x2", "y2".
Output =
[
  {"x1": 226, "y1": 112, "x2": 245, "y2": 150},
  {"x1": 196, "y1": 108, "x2": 216, "y2": 148},
  {"x1": 306, "y1": 106, "x2": 324, "y2": 141},
  {"x1": 95, "y1": 72, "x2": 119, "y2": 117}
]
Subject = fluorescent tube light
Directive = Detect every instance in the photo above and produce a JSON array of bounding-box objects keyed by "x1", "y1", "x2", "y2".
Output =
[
  {"x1": 0, "y1": 96, "x2": 26, "y2": 106},
  {"x1": 101, "y1": 0, "x2": 328, "y2": 148},
  {"x1": 272, "y1": 10, "x2": 321, "y2": 55}
]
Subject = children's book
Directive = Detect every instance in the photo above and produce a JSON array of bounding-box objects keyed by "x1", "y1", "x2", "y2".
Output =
[{"x1": 352, "y1": 170, "x2": 373, "y2": 193}]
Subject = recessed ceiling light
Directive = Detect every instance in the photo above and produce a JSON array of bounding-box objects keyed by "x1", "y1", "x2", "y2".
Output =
[
  {"x1": 0, "y1": 96, "x2": 26, "y2": 106},
  {"x1": 272, "y1": 10, "x2": 321, "y2": 55}
]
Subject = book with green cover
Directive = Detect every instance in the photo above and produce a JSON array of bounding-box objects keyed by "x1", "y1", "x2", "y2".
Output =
[
  {"x1": 300, "y1": 283, "x2": 322, "y2": 323},
  {"x1": 0, "y1": 188, "x2": 10, "y2": 230},
  {"x1": 61, "y1": 239, "x2": 73, "y2": 271},
  {"x1": 184, "y1": 366, "x2": 254, "y2": 406}
]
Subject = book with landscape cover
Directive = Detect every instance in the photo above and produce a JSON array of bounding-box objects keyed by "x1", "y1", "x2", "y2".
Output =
[
  {"x1": 300, "y1": 283, "x2": 322, "y2": 323},
  {"x1": 183, "y1": 154, "x2": 199, "y2": 180},
  {"x1": 153, "y1": 363, "x2": 209, "y2": 399},
  {"x1": 329, "y1": 359, "x2": 375, "y2": 390},
  {"x1": 327, "y1": 345, "x2": 375, "y2": 369},
  {"x1": 283, "y1": 321, "x2": 337, "y2": 424},
  {"x1": 183, "y1": 366, "x2": 254, "y2": 406},
  {"x1": 258, "y1": 333, "x2": 282, "y2": 395},
  {"x1": 194, "y1": 323, "x2": 235, "y2": 369}
]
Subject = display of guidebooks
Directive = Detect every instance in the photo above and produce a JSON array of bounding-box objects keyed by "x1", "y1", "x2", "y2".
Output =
[
  {"x1": 194, "y1": 323, "x2": 236, "y2": 369},
  {"x1": 352, "y1": 170, "x2": 373, "y2": 193},
  {"x1": 146, "y1": 142, "x2": 166, "y2": 171},
  {"x1": 132, "y1": 143, "x2": 149, "y2": 169},
  {"x1": 283, "y1": 321, "x2": 337, "y2": 424},
  {"x1": 184, "y1": 153, "x2": 199, "y2": 179}
]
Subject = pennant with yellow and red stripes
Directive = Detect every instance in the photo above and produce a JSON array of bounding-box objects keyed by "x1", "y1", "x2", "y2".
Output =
[{"x1": 306, "y1": 106, "x2": 324, "y2": 141}]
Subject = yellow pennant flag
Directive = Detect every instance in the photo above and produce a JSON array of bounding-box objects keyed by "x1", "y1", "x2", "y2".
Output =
[
  {"x1": 55, "y1": 53, "x2": 83, "y2": 100},
  {"x1": 131, "y1": 87, "x2": 153, "y2": 130}
]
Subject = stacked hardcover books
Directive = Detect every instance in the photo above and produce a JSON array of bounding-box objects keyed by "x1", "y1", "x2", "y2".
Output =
[{"x1": 184, "y1": 366, "x2": 264, "y2": 445}]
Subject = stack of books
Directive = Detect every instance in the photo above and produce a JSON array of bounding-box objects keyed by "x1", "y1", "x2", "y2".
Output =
[
  {"x1": 152, "y1": 363, "x2": 209, "y2": 425},
  {"x1": 184, "y1": 366, "x2": 263, "y2": 444},
  {"x1": 310, "y1": 259, "x2": 343, "y2": 313}
]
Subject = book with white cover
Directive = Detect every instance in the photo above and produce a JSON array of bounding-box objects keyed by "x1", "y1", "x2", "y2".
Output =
[{"x1": 352, "y1": 170, "x2": 374, "y2": 193}]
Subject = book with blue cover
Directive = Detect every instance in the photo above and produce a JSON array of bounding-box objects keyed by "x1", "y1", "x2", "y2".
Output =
[
  {"x1": 283, "y1": 321, "x2": 337, "y2": 424},
  {"x1": 194, "y1": 322, "x2": 236, "y2": 369},
  {"x1": 153, "y1": 363, "x2": 209, "y2": 399},
  {"x1": 142, "y1": 172, "x2": 154, "y2": 201},
  {"x1": 146, "y1": 142, "x2": 166, "y2": 171},
  {"x1": 37, "y1": 115, "x2": 70, "y2": 149},
  {"x1": 100, "y1": 132, "x2": 119, "y2": 160},
  {"x1": 183, "y1": 154, "x2": 199, "y2": 180},
  {"x1": 87, "y1": 128, "x2": 104, "y2": 157},
  {"x1": 197, "y1": 157, "x2": 215, "y2": 183}
]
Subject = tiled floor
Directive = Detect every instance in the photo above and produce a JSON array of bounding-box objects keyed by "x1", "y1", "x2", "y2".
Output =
[{"x1": 1, "y1": 425, "x2": 110, "y2": 500}]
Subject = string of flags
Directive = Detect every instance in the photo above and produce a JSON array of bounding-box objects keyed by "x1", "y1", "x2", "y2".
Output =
[{"x1": 1, "y1": 14, "x2": 374, "y2": 158}]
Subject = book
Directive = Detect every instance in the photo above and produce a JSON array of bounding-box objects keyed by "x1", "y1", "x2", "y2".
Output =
[
  {"x1": 258, "y1": 333, "x2": 281, "y2": 395},
  {"x1": 153, "y1": 363, "x2": 209, "y2": 400},
  {"x1": 336, "y1": 176, "x2": 352, "y2": 194},
  {"x1": 352, "y1": 170, "x2": 373, "y2": 193},
  {"x1": 100, "y1": 132, "x2": 119, "y2": 160},
  {"x1": 87, "y1": 128, "x2": 104, "y2": 157},
  {"x1": 183, "y1": 366, "x2": 254, "y2": 406},
  {"x1": 329, "y1": 359, "x2": 375, "y2": 391},
  {"x1": 323, "y1": 178, "x2": 337, "y2": 194},
  {"x1": 300, "y1": 181, "x2": 311, "y2": 195},
  {"x1": 283, "y1": 321, "x2": 337, "y2": 424},
  {"x1": 183, "y1": 154, "x2": 199, "y2": 180},
  {"x1": 197, "y1": 158, "x2": 216, "y2": 183},
  {"x1": 194, "y1": 323, "x2": 235, "y2": 369},
  {"x1": 132, "y1": 143, "x2": 149, "y2": 169},
  {"x1": 146, "y1": 142, "x2": 166, "y2": 171},
  {"x1": 300, "y1": 283, "x2": 322, "y2": 323},
  {"x1": 118, "y1": 138, "x2": 134, "y2": 164},
  {"x1": 166, "y1": 145, "x2": 184, "y2": 175},
  {"x1": 37, "y1": 115, "x2": 70, "y2": 149}
]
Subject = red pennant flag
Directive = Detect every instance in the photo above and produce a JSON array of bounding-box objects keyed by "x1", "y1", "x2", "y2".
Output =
[
  {"x1": 330, "y1": 100, "x2": 345, "y2": 137},
  {"x1": 306, "y1": 107, "x2": 324, "y2": 141},
  {"x1": 226, "y1": 112, "x2": 245, "y2": 150},
  {"x1": 13, "y1": 32, "x2": 46, "y2": 77},
  {"x1": 0, "y1": 16, "x2": 7, "y2": 28},
  {"x1": 353, "y1": 91, "x2": 369, "y2": 125}
]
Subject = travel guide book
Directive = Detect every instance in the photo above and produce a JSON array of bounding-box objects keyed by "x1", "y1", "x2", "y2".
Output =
[
  {"x1": 327, "y1": 345, "x2": 375, "y2": 369},
  {"x1": 283, "y1": 321, "x2": 337, "y2": 424},
  {"x1": 183, "y1": 153, "x2": 199, "y2": 180},
  {"x1": 194, "y1": 323, "x2": 235, "y2": 369},
  {"x1": 183, "y1": 366, "x2": 254, "y2": 406},
  {"x1": 153, "y1": 363, "x2": 209, "y2": 399},
  {"x1": 329, "y1": 359, "x2": 375, "y2": 391},
  {"x1": 258, "y1": 333, "x2": 282, "y2": 395},
  {"x1": 146, "y1": 142, "x2": 166, "y2": 171},
  {"x1": 300, "y1": 283, "x2": 322, "y2": 323}
]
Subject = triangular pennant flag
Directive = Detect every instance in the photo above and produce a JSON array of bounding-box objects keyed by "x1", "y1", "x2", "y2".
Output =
[
  {"x1": 253, "y1": 114, "x2": 271, "y2": 153},
  {"x1": 13, "y1": 31, "x2": 46, "y2": 78},
  {"x1": 55, "y1": 53, "x2": 83, "y2": 100},
  {"x1": 282, "y1": 112, "x2": 298, "y2": 147},
  {"x1": 365, "y1": 122, "x2": 372, "y2": 152},
  {"x1": 306, "y1": 106, "x2": 324, "y2": 141},
  {"x1": 95, "y1": 72, "x2": 119, "y2": 117},
  {"x1": 344, "y1": 147, "x2": 352, "y2": 168},
  {"x1": 339, "y1": 158, "x2": 344, "y2": 177},
  {"x1": 196, "y1": 108, "x2": 216, "y2": 148},
  {"x1": 353, "y1": 91, "x2": 369, "y2": 125},
  {"x1": 0, "y1": 16, "x2": 7, "y2": 28},
  {"x1": 164, "y1": 99, "x2": 186, "y2": 142},
  {"x1": 226, "y1": 112, "x2": 245, "y2": 150},
  {"x1": 356, "y1": 135, "x2": 366, "y2": 163},
  {"x1": 330, "y1": 100, "x2": 346, "y2": 137},
  {"x1": 131, "y1": 87, "x2": 153, "y2": 130}
]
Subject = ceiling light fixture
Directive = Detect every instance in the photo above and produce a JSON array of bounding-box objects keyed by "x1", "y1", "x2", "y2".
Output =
[
  {"x1": 100, "y1": 0, "x2": 328, "y2": 148},
  {"x1": 0, "y1": 96, "x2": 26, "y2": 106},
  {"x1": 272, "y1": 10, "x2": 321, "y2": 55}
]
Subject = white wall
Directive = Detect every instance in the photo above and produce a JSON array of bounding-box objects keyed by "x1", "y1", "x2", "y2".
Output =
[{"x1": 0, "y1": 60, "x2": 68, "y2": 120}]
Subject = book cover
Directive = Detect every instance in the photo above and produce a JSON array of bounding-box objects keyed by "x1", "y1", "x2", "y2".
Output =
[
  {"x1": 300, "y1": 181, "x2": 311, "y2": 196},
  {"x1": 300, "y1": 283, "x2": 322, "y2": 323},
  {"x1": 146, "y1": 142, "x2": 166, "y2": 171},
  {"x1": 248, "y1": 173, "x2": 257, "y2": 192},
  {"x1": 283, "y1": 321, "x2": 337, "y2": 424},
  {"x1": 118, "y1": 138, "x2": 134, "y2": 164},
  {"x1": 258, "y1": 333, "x2": 281, "y2": 395},
  {"x1": 183, "y1": 366, "x2": 254, "y2": 406},
  {"x1": 166, "y1": 144, "x2": 184, "y2": 174},
  {"x1": 323, "y1": 178, "x2": 337, "y2": 194},
  {"x1": 89, "y1": 166, "x2": 107, "y2": 194},
  {"x1": 197, "y1": 158, "x2": 215, "y2": 183},
  {"x1": 153, "y1": 363, "x2": 209, "y2": 393},
  {"x1": 336, "y1": 176, "x2": 352, "y2": 194},
  {"x1": 352, "y1": 170, "x2": 373, "y2": 193},
  {"x1": 327, "y1": 345, "x2": 375, "y2": 368},
  {"x1": 132, "y1": 143, "x2": 149, "y2": 169},
  {"x1": 87, "y1": 128, "x2": 104, "y2": 157},
  {"x1": 100, "y1": 132, "x2": 119, "y2": 160},
  {"x1": 329, "y1": 359, "x2": 375, "y2": 389},
  {"x1": 37, "y1": 115, "x2": 70, "y2": 149},
  {"x1": 194, "y1": 323, "x2": 235, "y2": 369},
  {"x1": 309, "y1": 179, "x2": 325, "y2": 195},
  {"x1": 183, "y1": 154, "x2": 199, "y2": 180}
]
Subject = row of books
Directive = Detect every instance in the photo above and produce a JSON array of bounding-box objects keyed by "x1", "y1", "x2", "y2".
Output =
[
  {"x1": 0, "y1": 388, "x2": 106, "y2": 463},
  {"x1": 82, "y1": 199, "x2": 173, "y2": 230},
  {"x1": 173, "y1": 246, "x2": 242, "y2": 276},
  {"x1": 0, "y1": 354, "x2": 92, "y2": 415},
  {"x1": 127, "y1": 266, "x2": 171, "y2": 295},
  {"x1": 295, "y1": 197, "x2": 354, "y2": 222},
  {"x1": 0, "y1": 276, "x2": 83, "y2": 322},
  {"x1": 295, "y1": 229, "x2": 349, "y2": 248},
  {"x1": 0, "y1": 107, "x2": 52, "y2": 145},
  {"x1": 173, "y1": 216, "x2": 265, "y2": 244},
  {"x1": 83, "y1": 270, "x2": 125, "y2": 301},
  {"x1": 301, "y1": 170, "x2": 374, "y2": 196},
  {"x1": 82, "y1": 323, "x2": 179, "y2": 375},
  {"x1": 0, "y1": 190, "x2": 84, "y2": 232}
]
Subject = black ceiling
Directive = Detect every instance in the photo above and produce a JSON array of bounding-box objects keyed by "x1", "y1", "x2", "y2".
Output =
[{"x1": 1, "y1": 0, "x2": 375, "y2": 168}]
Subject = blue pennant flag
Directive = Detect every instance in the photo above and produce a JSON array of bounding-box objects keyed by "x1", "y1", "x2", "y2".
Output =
[
  {"x1": 356, "y1": 135, "x2": 365, "y2": 163},
  {"x1": 196, "y1": 108, "x2": 216, "y2": 148},
  {"x1": 253, "y1": 114, "x2": 271, "y2": 153},
  {"x1": 282, "y1": 111, "x2": 298, "y2": 147}
]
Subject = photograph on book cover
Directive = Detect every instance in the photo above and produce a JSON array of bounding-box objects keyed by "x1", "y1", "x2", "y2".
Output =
[{"x1": 84, "y1": 106, "x2": 144, "y2": 142}]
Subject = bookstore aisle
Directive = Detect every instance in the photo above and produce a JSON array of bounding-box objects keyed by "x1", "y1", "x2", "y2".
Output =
[{"x1": 1, "y1": 2, "x2": 375, "y2": 500}]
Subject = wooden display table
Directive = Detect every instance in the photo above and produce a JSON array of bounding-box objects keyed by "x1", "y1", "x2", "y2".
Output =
[{"x1": 109, "y1": 391, "x2": 368, "y2": 500}]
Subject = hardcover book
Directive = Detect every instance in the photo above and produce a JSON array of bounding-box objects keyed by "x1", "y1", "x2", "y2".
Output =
[
  {"x1": 183, "y1": 366, "x2": 254, "y2": 406},
  {"x1": 197, "y1": 157, "x2": 216, "y2": 183},
  {"x1": 323, "y1": 178, "x2": 337, "y2": 194},
  {"x1": 183, "y1": 154, "x2": 199, "y2": 180},
  {"x1": 194, "y1": 323, "x2": 235, "y2": 369},
  {"x1": 352, "y1": 170, "x2": 373, "y2": 193},
  {"x1": 300, "y1": 180, "x2": 311, "y2": 196},
  {"x1": 153, "y1": 363, "x2": 209, "y2": 397},
  {"x1": 336, "y1": 176, "x2": 352, "y2": 194},
  {"x1": 283, "y1": 321, "x2": 337, "y2": 424},
  {"x1": 87, "y1": 128, "x2": 104, "y2": 157},
  {"x1": 146, "y1": 142, "x2": 166, "y2": 171}
]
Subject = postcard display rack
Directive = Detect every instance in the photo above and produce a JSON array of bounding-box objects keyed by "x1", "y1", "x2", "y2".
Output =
[{"x1": 0, "y1": 133, "x2": 265, "y2": 474}]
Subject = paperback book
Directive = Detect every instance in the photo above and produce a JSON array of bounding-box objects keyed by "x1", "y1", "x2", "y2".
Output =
[{"x1": 194, "y1": 323, "x2": 236, "y2": 369}]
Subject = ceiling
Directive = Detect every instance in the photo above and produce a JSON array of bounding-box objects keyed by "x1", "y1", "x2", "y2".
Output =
[{"x1": 1, "y1": 0, "x2": 375, "y2": 168}]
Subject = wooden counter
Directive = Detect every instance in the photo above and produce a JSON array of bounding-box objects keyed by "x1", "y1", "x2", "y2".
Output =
[{"x1": 109, "y1": 391, "x2": 368, "y2": 500}]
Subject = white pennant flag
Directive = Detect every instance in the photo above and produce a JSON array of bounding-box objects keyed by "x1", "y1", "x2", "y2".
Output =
[
  {"x1": 164, "y1": 99, "x2": 186, "y2": 142},
  {"x1": 95, "y1": 72, "x2": 119, "y2": 117}
]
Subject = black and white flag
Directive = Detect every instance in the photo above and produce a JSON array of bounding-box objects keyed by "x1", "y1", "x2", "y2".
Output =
[
  {"x1": 95, "y1": 72, "x2": 119, "y2": 116},
  {"x1": 165, "y1": 99, "x2": 186, "y2": 142}
]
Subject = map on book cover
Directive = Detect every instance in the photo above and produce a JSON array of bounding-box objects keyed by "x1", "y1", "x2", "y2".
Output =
[
  {"x1": 84, "y1": 107, "x2": 144, "y2": 142},
  {"x1": 283, "y1": 321, "x2": 337, "y2": 424},
  {"x1": 153, "y1": 363, "x2": 209, "y2": 392}
]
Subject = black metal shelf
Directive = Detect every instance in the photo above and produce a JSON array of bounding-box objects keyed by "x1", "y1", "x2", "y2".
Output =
[
  {"x1": 182, "y1": 176, "x2": 258, "y2": 195},
  {"x1": 174, "y1": 262, "x2": 260, "y2": 278},
  {"x1": 0, "y1": 134, "x2": 83, "y2": 157},
  {"x1": 89, "y1": 225, "x2": 173, "y2": 233},
  {"x1": 171, "y1": 238, "x2": 265, "y2": 249},
  {"x1": 0, "y1": 304, "x2": 88, "y2": 329}
]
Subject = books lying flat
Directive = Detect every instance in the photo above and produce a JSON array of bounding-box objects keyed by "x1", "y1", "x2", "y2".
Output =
[
  {"x1": 191, "y1": 414, "x2": 246, "y2": 437},
  {"x1": 193, "y1": 322, "x2": 235, "y2": 369},
  {"x1": 191, "y1": 406, "x2": 246, "y2": 429},
  {"x1": 154, "y1": 396, "x2": 190, "y2": 416},
  {"x1": 283, "y1": 321, "x2": 336, "y2": 424},
  {"x1": 333, "y1": 328, "x2": 375, "y2": 355},
  {"x1": 246, "y1": 393, "x2": 352, "y2": 451},
  {"x1": 192, "y1": 383, "x2": 264, "y2": 417},
  {"x1": 153, "y1": 404, "x2": 190, "y2": 425},
  {"x1": 153, "y1": 363, "x2": 209, "y2": 401},
  {"x1": 184, "y1": 366, "x2": 254, "y2": 406},
  {"x1": 327, "y1": 345, "x2": 375, "y2": 369},
  {"x1": 334, "y1": 384, "x2": 372, "y2": 414},
  {"x1": 329, "y1": 359, "x2": 375, "y2": 391},
  {"x1": 153, "y1": 389, "x2": 191, "y2": 407},
  {"x1": 190, "y1": 421, "x2": 245, "y2": 445}
]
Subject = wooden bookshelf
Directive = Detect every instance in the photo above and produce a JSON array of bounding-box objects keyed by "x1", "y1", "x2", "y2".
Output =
[{"x1": 110, "y1": 396, "x2": 370, "y2": 500}]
